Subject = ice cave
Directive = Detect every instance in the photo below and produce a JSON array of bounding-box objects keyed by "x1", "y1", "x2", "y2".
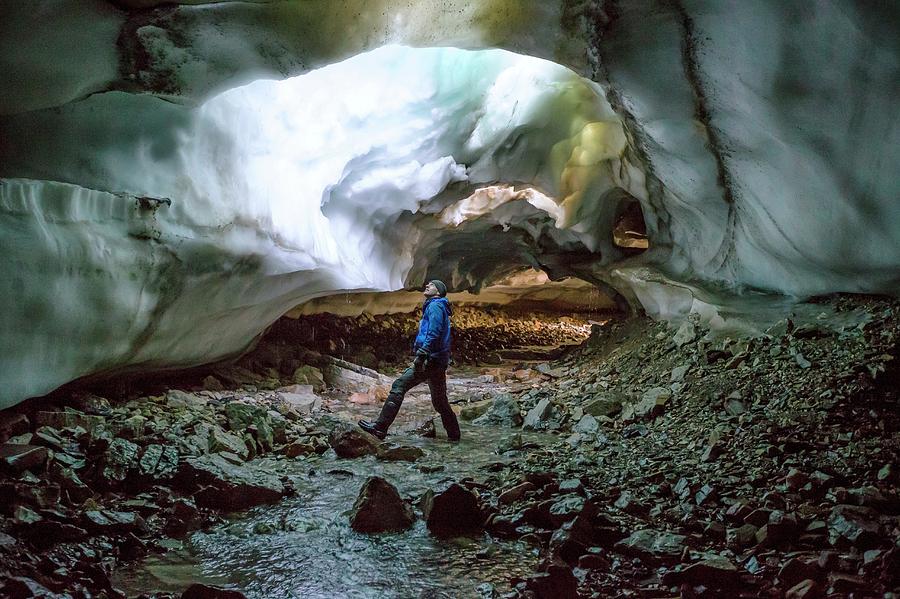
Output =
[{"x1": 0, "y1": 2, "x2": 898, "y2": 598}]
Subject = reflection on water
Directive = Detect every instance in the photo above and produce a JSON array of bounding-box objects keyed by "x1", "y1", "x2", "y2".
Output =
[{"x1": 115, "y1": 383, "x2": 552, "y2": 599}]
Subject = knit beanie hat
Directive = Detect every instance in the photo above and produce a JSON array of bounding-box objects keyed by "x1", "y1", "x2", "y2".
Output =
[{"x1": 429, "y1": 279, "x2": 447, "y2": 297}]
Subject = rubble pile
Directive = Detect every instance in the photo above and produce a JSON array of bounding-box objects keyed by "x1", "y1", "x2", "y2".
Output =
[
  {"x1": 0, "y1": 385, "x2": 335, "y2": 598},
  {"x1": 455, "y1": 295, "x2": 899, "y2": 597},
  {"x1": 265, "y1": 306, "x2": 596, "y2": 368}
]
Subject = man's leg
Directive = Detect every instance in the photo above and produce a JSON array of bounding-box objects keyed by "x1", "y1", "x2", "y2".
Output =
[
  {"x1": 359, "y1": 366, "x2": 427, "y2": 439},
  {"x1": 427, "y1": 364, "x2": 460, "y2": 441}
]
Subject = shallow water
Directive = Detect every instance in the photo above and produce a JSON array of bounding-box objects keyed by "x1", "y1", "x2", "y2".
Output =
[{"x1": 115, "y1": 372, "x2": 553, "y2": 599}]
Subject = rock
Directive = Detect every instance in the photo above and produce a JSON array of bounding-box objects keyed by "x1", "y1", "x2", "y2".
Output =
[
  {"x1": 727, "y1": 524, "x2": 758, "y2": 549},
  {"x1": 572, "y1": 414, "x2": 599, "y2": 434},
  {"x1": 0, "y1": 444, "x2": 48, "y2": 474},
  {"x1": 523, "y1": 398, "x2": 553, "y2": 431},
  {"x1": 581, "y1": 394, "x2": 623, "y2": 418},
  {"x1": 101, "y1": 437, "x2": 141, "y2": 484},
  {"x1": 377, "y1": 445, "x2": 424, "y2": 462},
  {"x1": 0, "y1": 412, "x2": 29, "y2": 443},
  {"x1": 329, "y1": 425, "x2": 380, "y2": 458},
  {"x1": 614, "y1": 529, "x2": 687, "y2": 563},
  {"x1": 496, "y1": 433, "x2": 524, "y2": 453},
  {"x1": 524, "y1": 564, "x2": 579, "y2": 599},
  {"x1": 138, "y1": 443, "x2": 179, "y2": 480},
  {"x1": 282, "y1": 441, "x2": 318, "y2": 458},
  {"x1": 223, "y1": 401, "x2": 267, "y2": 431},
  {"x1": 35, "y1": 410, "x2": 106, "y2": 435},
  {"x1": 208, "y1": 427, "x2": 250, "y2": 460},
  {"x1": 670, "y1": 365, "x2": 690, "y2": 383},
  {"x1": 673, "y1": 321, "x2": 696, "y2": 347},
  {"x1": 181, "y1": 583, "x2": 247, "y2": 599},
  {"x1": 785, "y1": 579, "x2": 820, "y2": 599},
  {"x1": 498, "y1": 482, "x2": 536, "y2": 505},
  {"x1": 549, "y1": 495, "x2": 594, "y2": 527},
  {"x1": 422, "y1": 483, "x2": 483, "y2": 536},
  {"x1": 664, "y1": 557, "x2": 740, "y2": 588},
  {"x1": 22, "y1": 520, "x2": 88, "y2": 549},
  {"x1": 779, "y1": 557, "x2": 822, "y2": 588},
  {"x1": 82, "y1": 509, "x2": 144, "y2": 535},
  {"x1": 49, "y1": 463, "x2": 92, "y2": 502},
  {"x1": 349, "y1": 476, "x2": 416, "y2": 533},
  {"x1": 828, "y1": 504, "x2": 882, "y2": 549},
  {"x1": 558, "y1": 479, "x2": 585, "y2": 496},
  {"x1": 279, "y1": 387, "x2": 322, "y2": 414},
  {"x1": 166, "y1": 389, "x2": 209, "y2": 408},
  {"x1": 176, "y1": 454, "x2": 285, "y2": 511},
  {"x1": 322, "y1": 363, "x2": 380, "y2": 393},
  {"x1": 1, "y1": 576, "x2": 69, "y2": 599},
  {"x1": 473, "y1": 393, "x2": 523, "y2": 427},
  {"x1": 291, "y1": 365, "x2": 325, "y2": 389},
  {"x1": 633, "y1": 387, "x2": 671, "y2": 419},
  {"x1": 202, "y1": 375, "x2": 225, "y2": 391},
  {"x1": 459, "y1": 398, "x2": 493, "y2": 421}
]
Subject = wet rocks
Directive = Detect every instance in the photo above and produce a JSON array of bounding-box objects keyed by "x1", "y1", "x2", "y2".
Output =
[
  {"x1": 0, "y1": 444, "x2": 48, "y2": 474},
  {"x1": 349, "y1": 476, "x2": 415, "y2": 533},
  {"x1": 329, "y1": 425, "x2": 380, "y2": 458},
  {"x1": 422, "y1": 483, "x2": 484, "y2": 536},
  {"x1": 473, "y1": 393, "x2": 523, "y2": 427},
  {"x1": 377, "y1": 445, "x2": 424, "y2": 462},
  {"x1": 176, "y1": 454, "x2": 285, "y2": 511}
]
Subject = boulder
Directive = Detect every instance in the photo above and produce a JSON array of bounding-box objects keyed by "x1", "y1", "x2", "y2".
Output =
[
  {"x1": 166, "y1": 389, "x2": 209, "y2": 408},
  {"x1": 459, "y1": 398, "x2": 493, "y2": 421},
  {"x1": 614, "y1": 529, "x2": 687, "y2": 563},
  {"x1": 291, "y1": 365, "x2": 325, "y2": 389},
  {"x1": 522, "y1": 398, "x2": 553, "y2": 430},
  {"x1": 664, "y1": 557, "x2": 740, "y2": 588},
  {"x1": 572, "y1": 414, "x2": 599, "y2": 435},
  {"x1": 329, "y1": 426, "x2": 380, "y2": 458},
  {"x1": 0, "y1": 412, "x2": 29, "y2": 443},
  {"x1": 473, "y1": 394, "x2": 523, "y2": 427},
  {"x1": 101, "y1": 437, "x2": 141, "y2": 484},
  {"x1": 582, "y1": 394, "x2": 623, "y2": 418},
  {"x1": 223, "y1": 401, "x2": 267, "y2": 431},
  {"x1": 422, "y1": 483, "x2": 483, "y2": 536},
  {"x1": 176, "y1": 454, "x2": 285, "y2": 511},
  {"x1": 349, "y1": 476, "x2": 416, "y2": 533},
  {"x1": 181, "y1": 584, "x2": 247, "y2": 599},
  {"x1": 34, "y1": 410, "x2": 105, "y2": 435},
  {"x1": 279, "y1": 386, "x2": 322, "y2": 414},
  {"x1": 208, "y1": 427, "x2": 249, "y2": 460},
  {"x1": 138, "y1": 443, "x2": 179, "y2": 480},
  {"x1": 633, "y1": 387, "x2": 671, "y2": 419},
  {"x1": 828, "y1": 504, "x2": 882, "y2": 549},
  {"x1": 0, "y1": 444, "x2": 48, "y2": 474}
]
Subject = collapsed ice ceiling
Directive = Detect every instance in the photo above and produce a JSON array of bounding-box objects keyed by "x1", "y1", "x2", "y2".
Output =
[{"x1": 0, "y1": 0, "x2": 898, "y2": 408}]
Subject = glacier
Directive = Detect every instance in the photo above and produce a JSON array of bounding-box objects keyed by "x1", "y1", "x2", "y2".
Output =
[{"x1": 1, "y1": 0, "x2": 898, "y2": 408}]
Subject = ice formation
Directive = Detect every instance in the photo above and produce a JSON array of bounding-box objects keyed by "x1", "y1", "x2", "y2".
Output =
[{"x1": 1, "y1": 1, "x2": 898, "y2": 407}]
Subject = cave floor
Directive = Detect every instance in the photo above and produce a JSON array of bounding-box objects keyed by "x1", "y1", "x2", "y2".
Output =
[{"x1": 1, "y1": 298, "x2": 898, "y2": 598}]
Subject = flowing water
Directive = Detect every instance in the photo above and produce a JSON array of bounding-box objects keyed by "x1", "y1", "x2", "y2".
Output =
[{"x1": 115, "y1": 369, "x2": 555, "y2": 599}]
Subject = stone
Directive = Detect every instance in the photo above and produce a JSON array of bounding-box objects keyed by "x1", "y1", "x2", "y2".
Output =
[
  {"x1": 181, "y1": 584, "x2": 247, "y2": 599},
  {"x1": 101, "y1": 437, "x2": 141, "y2": 484},
  {"x1": 459, "y1": 398, "x2": 493, "y2": 421},
  {"x1": 633, "y1": 387, "x2": 671, "y2": 419},
  {"x1": 22, "y1": 520, "x2": 88, "y2": 549},
  {"x1": 827, "y1": 504, "x2": 882, "y2": 549},
  {"x1": 349, "y1": 476, "x2": 415, "y2": 533},
  {"x1": 665, "y1": 557, "x2": 740, "y2": 588},
  {"x1": 0, "y1": 444, "x2": 48, "y2": 474},
  {"x1": 291, "y1": 365, "x2": 325, "y2": 389},
  {"x1": 329, "y1": 425, "x2": 380, "y2": 458},
  {"x1": 2, "y1": 576, "x2": 69, "y2": 599},
  {"x1": 498, "y1": 482, "x2": 536, "y2": 505},
  {"x1": 558, "y1": 479, "x2": 585, "y2": 495},
  {"x1": 223, "y1": 401, "x2": 267, "y2": 431},
  {"x1": 522, "y1": 398, "x2": 553, "y2": 430},
  {"x1": 166, "y1": 389, "x2": 209, "y2": 408},
  {"x1": 35, "y1": 410, "x2": 106, "y2": 434},
  {"x1": 670, "y1": 365, "x2": 690, "y2": 383},
  {"x1": 582, "y1": 394, "x2": 623, "y2": 418},
  {"x1": 549, "y1": 495, "x2": 594, "y2": 527},
  {"x1": 524, "y1": 564, "x2": 578, "y2": 599},
  {"x1": 279, "y1": 387, "x2": 322, "y2": 414},
  {"x1": 0, "y1": 412, "x2": 29, "y2": 443},
  {"x1": 572, "y1": 414, "x2": 599, "y2": 434},
  {"x1": 208, "y1": 427, "x2": 250, "y2": 460},
  {"x1": 727, "y1": 524, "x2": 758, "y2": 549},
  {"x1": 673, "y1": 321, "x2": 696, "y2": 347},
  {"x1": 282, "y1": 441, "x2": 318, "y2": 458},
  {"x1": 778, "y1": 557, "x2": 821, "y2": 588},
  {"x1": 138, "y1": 443, "x2": 179, "y2": 480},
  {"x1": 322, "y1": 363, "x2": 379, "y2": 393},
  {"x1": 614, "y1": 529, "x2": 686, "y2": 563},
  {"x1": 422, "y1": 483, "x2": 483, "y2": 536},
  {"x1": 473, "y1": 393, "x2": 523, "y2": 427},
  {"x1": 785, "y1": 579, "x2": 820, "y2": 599},
  {"x1": 176, "y1": 454, "x2": 285, "y2": 511},
  {"x1": 202, "y1": 375, "x2": 225, "y2": 391},
  {"x1": 377, "y1": 445, "x2": 424, "y2": 462}
]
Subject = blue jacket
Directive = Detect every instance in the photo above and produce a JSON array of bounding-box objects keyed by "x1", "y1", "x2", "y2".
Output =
[{"x1": 413, "y1": 297, "x2": 452, "y2": 364}]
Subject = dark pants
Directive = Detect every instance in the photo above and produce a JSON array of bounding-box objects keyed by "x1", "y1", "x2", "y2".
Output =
[{"x1": 374, "y1": 362, "x2": 460, "y2": 440}]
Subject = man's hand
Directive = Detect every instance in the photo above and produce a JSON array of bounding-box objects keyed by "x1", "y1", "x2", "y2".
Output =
[{"x1": 413, "y1": 350, "x2": 428, "y2": 372}]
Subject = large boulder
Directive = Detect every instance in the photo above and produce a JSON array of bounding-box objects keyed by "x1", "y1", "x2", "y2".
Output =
[
  {"x1": 421, "y1": 483, "x2": 484, "y2": 536},
  {"x1": 176, "y1": 454, "x2": 285, "y2": 511},
  {"x1": 329, "y1": 425, "x2": 380, "y2": 458},
  {"x1": 349, "y1": 476, "x2": 416, "y2": 533},
  {"x1": 0, "y1": 444, "x2": 48, "y2": 474},
  {"x1": 614, "y1": 529, "x2": 687, "y2": 563},
  {"x1": 473, "y1": 393, "x2": 523, "y2": 427}
]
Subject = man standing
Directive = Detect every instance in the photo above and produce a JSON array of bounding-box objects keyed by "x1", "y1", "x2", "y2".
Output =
[{"x1": 358, "y1": 280, "x2": 461, "y2": 442}]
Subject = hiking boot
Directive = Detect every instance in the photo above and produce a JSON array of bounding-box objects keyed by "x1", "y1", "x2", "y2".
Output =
[{"x1": 358, "y1": 419, "x2": 387, "y2": 440}]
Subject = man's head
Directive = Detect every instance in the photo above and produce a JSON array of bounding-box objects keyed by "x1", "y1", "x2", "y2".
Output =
[{"x1": 424, "y1": 279, "x2": 447, "y2": 298}]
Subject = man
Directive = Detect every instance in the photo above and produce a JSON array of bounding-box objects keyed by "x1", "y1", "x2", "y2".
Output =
[{"x1": 358, "y1": 280, "x2": 461, "y2": 442}]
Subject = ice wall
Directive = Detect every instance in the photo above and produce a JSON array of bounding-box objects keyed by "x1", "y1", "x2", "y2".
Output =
[{"x1": 0, "y1": 47, "x2": 626, "y2": 407}]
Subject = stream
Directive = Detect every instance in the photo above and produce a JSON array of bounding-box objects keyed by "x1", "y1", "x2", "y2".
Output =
[{"x1": 114, "y1": 367, "x2": 557, "y2": 598}]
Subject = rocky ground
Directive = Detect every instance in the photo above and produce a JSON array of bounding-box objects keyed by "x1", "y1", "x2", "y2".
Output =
[{"x1": 1, "y1": 296, "x2": 897, "y2": 598}]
